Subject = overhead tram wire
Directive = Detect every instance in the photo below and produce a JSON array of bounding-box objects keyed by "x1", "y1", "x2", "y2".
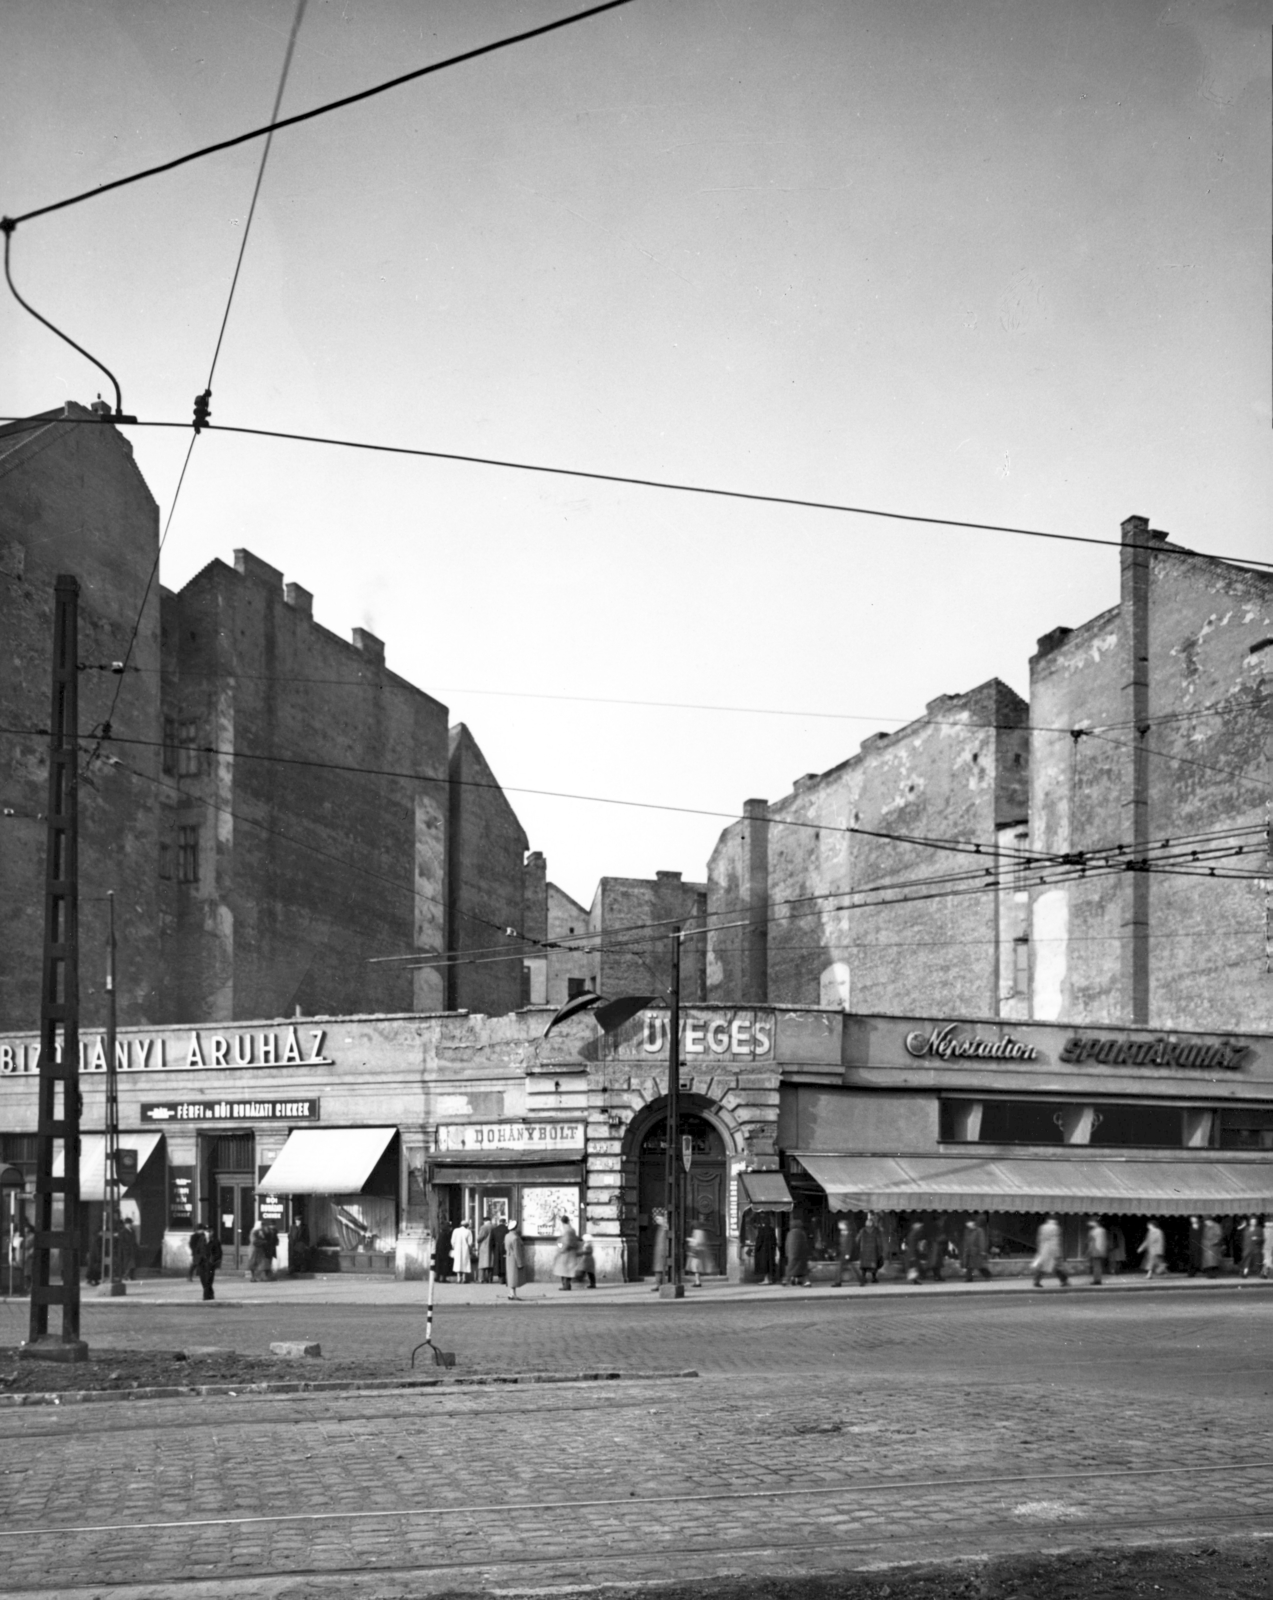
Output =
[
  {"x1": 0, "y1": 2, "x2": 636, "y2": 231},
  {"x1": 2, "y1": 412, "x2": 1270, "y2": 574},
  {"x1": 85, "y1": 2, "x2": 309, "y2": 770},
  {"x1": 1, "y1": 719, "x2": 1263, "y2": 877}
]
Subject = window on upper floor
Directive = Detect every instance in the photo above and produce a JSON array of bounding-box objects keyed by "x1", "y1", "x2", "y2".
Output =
[{"x1": 177, "y1": 824, "x2": 200, "y2": 884}]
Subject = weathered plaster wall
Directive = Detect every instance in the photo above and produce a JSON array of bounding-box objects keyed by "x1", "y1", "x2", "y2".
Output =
[
  {"x1": 0, "y1": 407, "x2": 163, "y2": 1029},
  {"x1": 1029, "y1": 539, "x2": 1271, "y2": 1030},
  {"x1": 446, "y1": 725, "x2": 528, "y2": 1017},
  {"x1": 708, "y1": 680, "x2": 1029, "y2": 1019},
  {"x1": 166, "y1": 551, "x2": 450, "y2": 1023}
]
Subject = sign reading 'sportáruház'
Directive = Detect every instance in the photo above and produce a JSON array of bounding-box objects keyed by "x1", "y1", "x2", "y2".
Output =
[{"x1": 1059, "y1": 1036, "x2": 1249, "y2": 1070}]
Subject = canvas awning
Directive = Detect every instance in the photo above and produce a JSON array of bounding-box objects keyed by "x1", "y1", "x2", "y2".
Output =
[
  {"x1": 791, "y1": 1153, "x2": 1273, "y2": 1216},
  {"x1": 737, "y1": 1171, "x2": 794, "y2": 1212},
  {"x1": 257, "y1": 1127, "x2": 397, "y2": 1195},
  {"x1": 53, "y1": 1133, "x2": 164, "y2": 1201}
]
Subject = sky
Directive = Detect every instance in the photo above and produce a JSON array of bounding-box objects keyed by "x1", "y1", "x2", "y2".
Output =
[{"x1": 3, "y1": 0, "x2": 1270, "y2": 911}]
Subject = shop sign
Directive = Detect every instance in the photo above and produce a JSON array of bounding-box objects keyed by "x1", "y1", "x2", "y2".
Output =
[
  {"x1": 637, "y1": 1010, "x2": 774, "y2": 1060},
  {"x1": 141, "y1": 1098, "x2": 320, "y2": 1123},
  {"x1": 435, "y1": 1121, "x2": 584, "y2": 1154},
  {"x1": 168, "y1": 1166, "x2": 195, "y2": 1227},
  {"x1": 1059, "y1": 1035, "x2": 1250, "y2": 1071},
  {"x1": 905, "y1": 1026, "x2": 1039, "y2": 1063},
  {"x1": 0, "y1": 1027, "x2": 333, "y2": 1076}
]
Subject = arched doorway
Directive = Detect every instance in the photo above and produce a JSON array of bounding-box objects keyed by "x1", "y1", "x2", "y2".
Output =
[{"x1": 635, "y1": 1110, "x2": 727, "y2": 1276}]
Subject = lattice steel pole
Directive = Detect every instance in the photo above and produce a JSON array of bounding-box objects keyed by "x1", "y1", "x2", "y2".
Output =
[{"x1": 25, "y1": 575, "x2": 88, "y2": 1361}]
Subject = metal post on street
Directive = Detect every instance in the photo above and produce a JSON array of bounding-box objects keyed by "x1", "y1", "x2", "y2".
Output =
[
  {"x1": 103, "y1": 892, "x2": 125, "y2": 1296},
  {"x1": 659, "y1": 925, "x2": 684, "y2": 1299}
]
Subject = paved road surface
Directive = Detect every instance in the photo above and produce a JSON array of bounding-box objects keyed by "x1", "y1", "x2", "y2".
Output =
[{"x1": 0, "y1": 1285, "x2": 1269, "y2": 1598}]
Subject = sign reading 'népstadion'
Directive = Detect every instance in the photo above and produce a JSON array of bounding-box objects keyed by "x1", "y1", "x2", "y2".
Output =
[{"x1": 141, "y1": 1099, "x2": 320, "y2": 1123}]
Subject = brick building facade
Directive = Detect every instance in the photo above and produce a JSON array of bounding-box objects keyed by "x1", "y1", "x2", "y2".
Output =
[
  {"x1": 705, "y1": 519, "x2": 1270, "y2": 1033},
  {"x1": 0, "y1": 404, "x2": 533, "y2": 1031}
]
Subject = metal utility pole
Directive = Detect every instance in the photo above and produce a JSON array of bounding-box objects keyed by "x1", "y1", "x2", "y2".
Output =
[
  {"x1": 26, "y1": 575, "x2": 88, "y2": 1361},
  {"x1": 103, "y1": 892, "x2": 125, "y2": 1295},
  {"x1": 659, "y1": 925, "x2": 684, "y2": 1299}
]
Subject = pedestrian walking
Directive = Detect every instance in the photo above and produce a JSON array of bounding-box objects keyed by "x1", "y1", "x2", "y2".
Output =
[
  {"x1": 1085, "y1": 1218, "x2": 1108, "y2": 1285},
  {"x1": 651, "y1": 1208, "x2": 670, "y2": 1289},
  {"x1": 686, "y1": 1224, "x2": 713, "y2": 1288},
  {"x1": 1109, "y1": 1224, "x2": 1127, "y2": 1275},
  {"x1": 1239, "y1": 1216, "x2": 1263, "y2": 1277},
  {"x1": 187, "y1": 1223, "x2": 204, "y2": 1282},
  {"x1": 1186, "y1": 1215, "x2": 1203, "y2": 1277},
  {"x1": 477, "y1": 1214, "x2": 494, "y2": 1284},
  {"x1": 119, "y1": 1216, "x2": 139, "y2": 1281},
  {"x1": 1201, "y1": 1215, "x2": 1223, "y2": 1276},
  {"x1": 856, "y1": 1211, "x2": 885, "y2": 1285},
  {"x1": 783, "y1": 1216, "x2": 811, "y2": 1286},
  {"x1": 432, "y1": 1219, "x2": 453, "y2": 1283},
  {"x1": 553, "y1": 1214, "x2": 579, "y2": 1291},
  {"x1": 192, "y1": 1222, "x2": 222, "y2": 1301},
  {"x1": 1262, "y1": 1217, "x2": 1273, "y2": 1281},
  {"x1": 831, "y1": 1216, "x2": 855, "y2": 1287},
  {"x1": 1139, "y1": 1219, "x2": 1166, "y2": 1277},
  {"x1": 927, "y1": 1217, "x2": 953, "y2": 1283},
  {"x1": 961, "y1": 1216, "x2": 992, "y2": 1282},
  {"x1": 288, "y1": 1214, "x2": 310, "y2": 1275},
  {"x1": 903, "y1": 1218, "x2": 929, "y2": 1284},
  {"x1": 503, "y1": 1219, "x2": 524, "y2": 1299},
  {"x1": 489, "y1": 1214, "x2": 508, "y2": 1283},
  {"x1": 248, "y1": 1220, "x2": 267, "y2": 1282},
  {"x1": 451, "y1": 1218, "x2": 474, "y2": 1283},
  {"x1": 577, "y1": 1233, "x2": 597, "y2": 1288},
  {"x1": 752, "y1": 1216, "x2": 778, "y2": 1284},
  {"x1": 1032, "y1": 1215, "x2": 1069, "y2": 1288}
]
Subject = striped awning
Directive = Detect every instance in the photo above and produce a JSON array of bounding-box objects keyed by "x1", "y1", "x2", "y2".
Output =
[
  {"x1": 53, "y1": 1133, "x2": 164, "y2": 1201},
  {"x1": 257, "y1": 1127, "x2": 397, "y2": 1195},
  {"x1": 791, "y1": 1153, "x2": 1273, "y2": 1216}
]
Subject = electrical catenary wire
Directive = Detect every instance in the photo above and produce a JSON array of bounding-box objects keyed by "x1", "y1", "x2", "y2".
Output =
[
  {"x1": 0, "y1": 2, "x2": 636, "y2": 231},
  {"x1": 90, "y1": 4, "x2": 308, "y2": 765},
  {"x1": 3, "y1": 411, "x2": 1271, "y2": 572},
  {"x1": 67, "y1": 659, "x2": 1271, "y2": 741}
]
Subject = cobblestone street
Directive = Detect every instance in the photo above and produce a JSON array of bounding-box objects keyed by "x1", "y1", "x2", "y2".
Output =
[{"x1": 0, "y1": 1282, "x2": 1269, "y2": 1597}]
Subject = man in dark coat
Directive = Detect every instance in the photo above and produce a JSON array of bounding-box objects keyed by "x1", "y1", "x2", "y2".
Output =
[
  {"x1": 489, "y1": 1216, "x2": 508, "y2": 1283},
  {"x1": 783, "y1": 1217, "x2": 811, "y2": 1286},
  {"x1": 432, "y1": 1220, "x2": 453, "y2": 1282},
  {"x1": 961, "y1": 1216, "x2": 992, "y2": 1282},
  {"x1": 856, "y1": 1212, "x2": 885, "y2": 1285},
  {"x1": 1187, "y1": 1215, "x2": 1203, "y2": 1277},
  {"x1": 831, "y1": 1216, "x2": 856, "y2": 1287},
  {"x1": 753, "y1": 1217, "x2": 778, "y2": 1284},
  {"x1": 191, "y1": 1222, "x2": 222, "y2": 1301}
]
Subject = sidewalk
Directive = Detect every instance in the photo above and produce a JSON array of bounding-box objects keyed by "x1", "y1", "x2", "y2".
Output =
[{"x1": 9, "y1": 1263, "x2": 1267, "y2": 1309}]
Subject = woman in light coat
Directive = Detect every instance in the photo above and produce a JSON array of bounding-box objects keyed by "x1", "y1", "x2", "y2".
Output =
[
  {"x1": 476, "y1": 1216, "x2": 494, "y2": 1283},
  {"x1": 552, "y1": 1215, "x2": 579, "y2": 1291},
  {"x1": 1032, "y1": 1215, "x2": 1069, "y2": 1288},
  {"x1": 1139, "y1": 1219, "x2": 1166, "y2": 1277},
  {"x1": 451, "y1": 1219, "x2": 473, "y2": 1283},
  {"x1": 504, "y1": 1220, "x2": 524, "y2": 1299}
]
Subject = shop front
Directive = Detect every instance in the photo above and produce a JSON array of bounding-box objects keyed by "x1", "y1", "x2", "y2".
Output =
[
  {"x1": 778, "y1": 1013, "x2": 1273, "y2": 1276},
  {"x1": 257, "y1": 1126, "x2": 401, "y2": 1273},
  {"x1": 429, "y1": 1119, "x2": 584, "y2": 1281}
]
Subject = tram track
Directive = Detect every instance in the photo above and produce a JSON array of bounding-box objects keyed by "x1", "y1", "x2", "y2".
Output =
[
  {"x1": 3, "y1": 1455, "x2": 1272, "y2": 1543},
  {"x1": 0, "y1": 1505, "x2": 1268, "y2": 1595}
]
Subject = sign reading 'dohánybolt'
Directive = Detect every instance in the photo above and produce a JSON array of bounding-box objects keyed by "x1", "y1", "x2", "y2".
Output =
[{"x1": 435, "y1": 1121, "x2": 584, "y2": 1153}]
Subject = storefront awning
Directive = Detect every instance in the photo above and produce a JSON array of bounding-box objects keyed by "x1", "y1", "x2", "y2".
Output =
[
  {"x1": 737, "y1": 1171, "x2": 794, "y2": 1212},
  {"x1": 792, "y1": 1153, "x2": 1273, "y2": 1216},
  {"x1": 257, "y1": 1127, "x2": 396, "y2": 1195},
  {"x1": 53, "y1": 1133, "x2": 164, "y2": 1201}
]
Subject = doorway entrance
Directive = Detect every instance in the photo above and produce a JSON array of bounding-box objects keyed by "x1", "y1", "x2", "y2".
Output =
[
  {"x1": 215, "y1": 1175, "x2": 255, "y2": 1270},
  {"x1": 636, "y1": 1111, "x2": 727, "y2": 1276}
]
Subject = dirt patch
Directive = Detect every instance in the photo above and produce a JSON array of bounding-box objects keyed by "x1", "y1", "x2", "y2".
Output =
[
  {"x1": 565, "y1": 1539, "x2": 1273, "y2": 1600},
  {"x1": 0, "y1": 1346, "x2": 406, "y2": 1394}
]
